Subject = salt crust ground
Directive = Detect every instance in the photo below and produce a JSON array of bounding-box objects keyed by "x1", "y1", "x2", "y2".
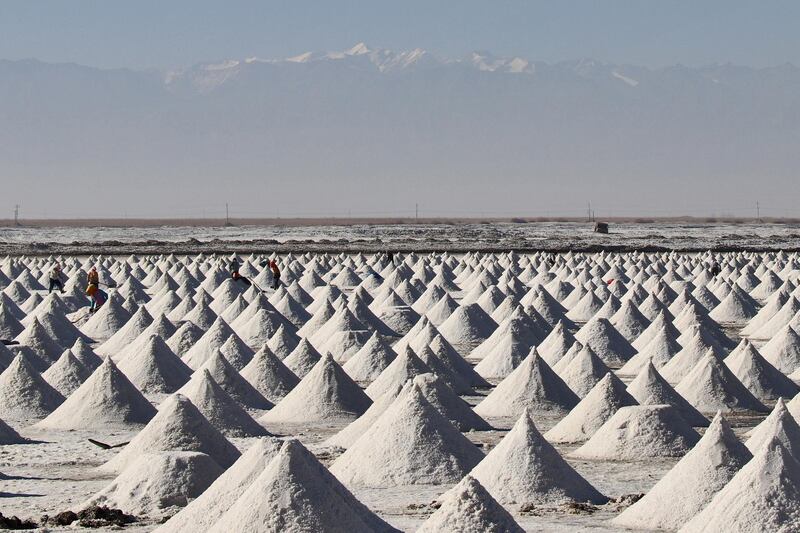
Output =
[{"x1": 0, "y1": 247, "x2": 788, "y2": 532}]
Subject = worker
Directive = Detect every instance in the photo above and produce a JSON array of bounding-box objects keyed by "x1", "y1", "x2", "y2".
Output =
[
  {"x1": 269, "y1": 259, "x2": 281, "y2": 289},
  {"x1": 710, "y1": 260, "x2": 721, "y2": 277},
  {"x1": 230, "y1": 263, "x2": 251, "y2": 286},
  {"x1": 85, "y1": 267, "x2": 104, "y2": 312},
  {"x1": 48, "y1": 264, "x2": 64, "y2": 294}
]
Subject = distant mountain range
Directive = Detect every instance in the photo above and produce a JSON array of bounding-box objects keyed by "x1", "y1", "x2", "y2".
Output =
[{"x1": 2, "y1": 44, "x2": 799, "y2": 218}]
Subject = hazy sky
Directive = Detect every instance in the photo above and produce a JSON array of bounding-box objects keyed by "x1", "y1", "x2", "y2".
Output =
[{"x1": 1, "y1": 0, "x2": 798, "y2": 69}]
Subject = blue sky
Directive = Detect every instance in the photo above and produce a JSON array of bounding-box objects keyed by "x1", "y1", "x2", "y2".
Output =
[{"x1": 1, "y1": 0, "x2": 798, "y2": 69}]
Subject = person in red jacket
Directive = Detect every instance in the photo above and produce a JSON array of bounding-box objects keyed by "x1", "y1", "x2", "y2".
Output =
[{"x1": 269, "y1": 259, "x2": 281, "y2": 290}]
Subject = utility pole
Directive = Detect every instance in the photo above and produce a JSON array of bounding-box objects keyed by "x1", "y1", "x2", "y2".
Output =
[
  {"x1": 587, "y1": 201, "x2": 592, "y2": 222},
  {"x1": 756, "y1": 201, "x2": 761, "y2": 222},
  {"x1": 225, "y1": 203, "x2": 231, "y2": 226},
  {"x1": 13, "y1": 204, "x2": 20, "y2": 227},
  {"x1": 415, "y1": 203, "x2": 419, "y2": 221}
]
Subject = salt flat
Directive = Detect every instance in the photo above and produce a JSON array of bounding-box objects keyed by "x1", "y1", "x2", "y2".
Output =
[{"x1": 1, "y1": 243, "x2": 799, "y2": 531}]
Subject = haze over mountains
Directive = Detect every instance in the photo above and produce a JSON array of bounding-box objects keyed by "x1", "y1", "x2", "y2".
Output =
[{"x1": 2, "y1": 43, "x2": 799, "y2": 219}]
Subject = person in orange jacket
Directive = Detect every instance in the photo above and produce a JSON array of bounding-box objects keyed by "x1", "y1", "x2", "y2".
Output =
[{"x1": 269, "y1": 259, "x2": 281, "y2": 290}]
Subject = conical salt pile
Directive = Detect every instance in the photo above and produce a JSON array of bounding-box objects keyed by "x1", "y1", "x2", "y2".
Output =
[
  {"x1": 413, "y1": 373, "x2": 491, "y2": 431},
  {"x1": 574, "y1": 317, "x2": 636, "y2": 367},
  {"x1": 437, "y1": 303, "x2": 498, "y2": 355},
  {"x1": 0, "y1": 302, "x2": 24, "y2": 340},
  {"x1": 708, "y1": 286, "x2": 758, "y2": 324},
  {"x1": 155, "y1": 438, "x2": 283, "y2": 533},
  {"x1": 178, "y1": 369, "x2": 270, "y2": 438},
  {"x1": 79, "y1": 297, "x2": 132, "y2": 341},
  {"x1": 571, "y1": 404, "x2": 699, "y2": 460},
  {"x1": 0, "y1": 416, "x2": 27, "y2": 444},
  {"x1": 209, "y1": 439, "x2": 399, "y2": 533},
  {"x1": 759, "y1": 324, "x2": 800, "y2": 374},
  {"x1": 660, "y1": 330, "x2": 724, "y2": 383},
  {"x1": 470, "y1": 408, "x2": 606, "y2": 505},
  {"x1": 71, "y1": 337, "x2": 103, "y2": 370},
  {"x1": 116, "y1": 335, "x2": 192, "y2": 394},
  {"x1": 474, "y1": 350, "x2": 578, "y2": 418},
  {"x1": 330, "y1": 383, "x2": 484, "y2": 486},
  {"x1": 0, "y1": 353, "x2": 64, "y2": 422},
  {"x1": 618, "y1": 324, "x2": 681, "y2": 375},
  {"x1": 100, "y1": 394, "x2": 240, "y2": 474},
  {"x1": 14, "y1": 317, "x2": 65, "y2": 367},
  {"x1": 325, "y1": 383, "x2": 405, "y2": 450},
  {"x1": 199, "y1": 351, "x2": 273, "y2": 410},
  {"x1": 417, "y1": 476, "x2": 525, "y2": 533},
  {"x1": 745, "y1": 398, "x2": 800, "y2": 459},
  {"x1": 680, "y1": 439, "x2": 800, "y2": 532},
  {"x1": 240, "y1": 346, "x2": 299, "y2": 403},
  {"x1": 675, "y1": 351, "x2": 767, "y2": 413},
  {"x1": 218, "y1": 333, "x2": 255, "y2": 370},
  {"x1": 612, "y1": 412, "x2": 751, "y2": 530},
  {"x1": 473, "y1": 330, "x2": 532, "y2": 380},
  {"x1": 725, "y1": 339, "x2": 799, "y2": 401},
  {"x1": 341, "y1": 332, "x2": 397, "y2": 384},
  {"x1": 282, "y1": 338, "x2": 322, "y2": 378},
  {"x1": 42, "y1": 349, "x2": 91, "y2": 397},
  {"x1": 96, "y1": 305, "x2": 153, "y2": 357},
  {"x1": 536, "y1": 320, "x2": 576, "y2": 366},
  {"x1": 265, "y1": 324, "x2": 299, "y2": 359},
  {"x1": 545, "y1": 372, "x2": 637, "y2": 443},
  {"x1": 261, "y1": 354, "x2": 371, "y2": 424},
  {"x1": 626, "y1": 362, "x2": 708, "y2": 427},
  {"x1": 85, "y1": 451, "x2": 224, "y2": 517},
  {"x1": 557, "y1": 344, "x2": 610, "y2": 397},
  {"x1": 182, "y1": 317, "x2": 242, "y2": 370},
  {"x1": 364, "y1": 345, "x2": 432, "y2": 400},
  {"x1": 35, "y1": 357, "x2": 156, "y2": 430}
]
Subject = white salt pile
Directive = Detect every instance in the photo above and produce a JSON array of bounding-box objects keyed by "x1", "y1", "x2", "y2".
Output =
[
  {"x1": 325, "y1": 383, "x2": 405, "y2": 450},
  {"x1": 79, "y1": 297, "x2": 132, "y2": 341},
  {"x1": 545, "y1": 372, "x2": 637, "y2": 443},
  {"x1": 71, "y1": 337, "x2": 103, "y2": 370},
  {"x1": 330, "y1": 383, "x2": 484, "y2": 487},
  {"x1": 417, "y1": 476, "x2": 525, "y2": 533},
  {"x1": 341, "y1": 332, "x2": 397, "y2": 384},
  {"x1": 0, "y1": 354, "x2": 64, "y2": 422},
  {"x1": 100, "y1": 394, "x2": 240, "y2": 473},
  {"x1": 557, "y1": 344, "x2": 610, "y2": 397},
  {"x1": 85, "y1": 451, "x2": 224, "y2": 517},
  {"x1": 475, "y1": 350, "x2": 578, "y2": 418},
  {"x1": 470, "y1": 408, "x2": 606, "y2": 505},
  {"x1": 209, "y1": 439, "x2": 399, "y2": 533},
  {"x1": 183, "y1": 317, "x2": 244, "y2": 370},
  {"x1": 680, "y1": 438, "x2": 800, "y2": 532},
  {"x1": 261, "y1": 353, "x2": 371, "y2": 424},
  {"x1": 95, "y1": 305, "x2": 153, "y2": 357},
  {"x1": 199, "y1": 351, "x2": 273, "y2": 410},
  {"x1": 744, "y1": 398, "x2": 800, "y2": 459},
  {"x1": 618, "y1": 324, "x2": 681, "y2": 375},
  {"x1": 117, "y1": 335, "x2": 192, "y2": 394},
  {"x1": 42, "y1": 349, "x2": 91, "y2": 397},
  {"x1": 574, "y1": 317, "x2": 636, "y2": 367},
  {"x1": 437, "y1": 303, "x2": 498, "y2": 355},
  {"x1": 364, "y1": 345, "x2": 431, "y2": 400},
  {"x1": 35, "y1": 357, "x2": 156, "y2": 430},
  {"x1": 725, "y1": 339, "x2": 799, "y2": 401},
  {"x1": 570, "y1": 405, "x2": 700, "y2": 460},
  {"x1": 759, "y1": 324, "x2": 800, "y2": 373},
  {"x1": 612, "y1": 411, "x2": 752, "y2": 530},
  {"x1": 675, "y1": 351, "x2": 767, "y2": 413},
  {"x1": 412, "y1": 373, "x2": 491, "y2": 431},
  {"x1": 282, "y1": 338, "x2": 322, "y2": 378},
  {"x1": 178, "y1": 369, "x2": 270, "y2": 438},
  {"x1": 240, "y1": 346, "x2": 300, "y2": 403},
  {"x1": 155, "y1": 437, "x2": 283, "y2": 533},
  {"x1": 626, "y1": 362, "x2": 709, "y2": 427}
]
